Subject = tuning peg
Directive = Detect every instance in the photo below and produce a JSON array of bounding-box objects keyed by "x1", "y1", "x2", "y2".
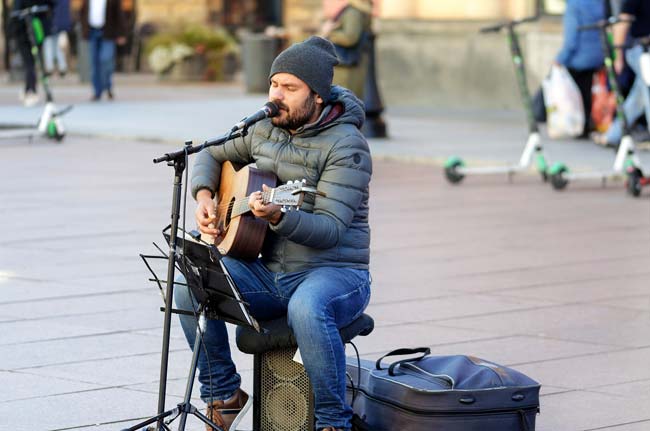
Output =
[
  {"x1": 281, "y1": 206, "x2": 287, "y2": 213},
  {"x1": 301, "y1": 179, "x2": 307, "y2": 184},
  {"x1": 287, "y1": 180, "x2": 294, "y2": 185}
]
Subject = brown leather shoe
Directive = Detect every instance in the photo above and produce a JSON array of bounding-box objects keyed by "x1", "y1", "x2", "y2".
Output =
[{"x1": 205, "y1": 389, "x2": 249, "y2": 431}]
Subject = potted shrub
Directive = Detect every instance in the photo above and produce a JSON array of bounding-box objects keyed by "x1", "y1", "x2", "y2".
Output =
[{"x1": 145, "y1": 24, "x2": 239, "y2": 81}]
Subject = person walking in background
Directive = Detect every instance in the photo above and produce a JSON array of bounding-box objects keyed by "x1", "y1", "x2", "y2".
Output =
[
  {"x1": 10, "y1": 0, "x2": 52, "y2": 106},
  {"x1": 80, "y1": 0, "x2": 126, "y2": 101},
  {"x1": 43, "y1": 0, "x2": 71, "y2": 77},
  {"x1": 555, "y1": 0, "x2": 606, "y2": 138},
  {"x1": 592, "y1": 0, "x2": 650, "y2": 147},
  {"x1": 321, "y1": 0, "x2": 372, "y2": 99}
]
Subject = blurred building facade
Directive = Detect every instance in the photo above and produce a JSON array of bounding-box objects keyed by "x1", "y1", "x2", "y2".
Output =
[
  {"x1": 1, "y1": 0, "x2": 564, "y2": 108},
  {"x1": 124, "y1": 0, "x2": 563, "y2": 109},
  {"x1": 283, "y1": 0, "x2": 563, "y2": 109}
]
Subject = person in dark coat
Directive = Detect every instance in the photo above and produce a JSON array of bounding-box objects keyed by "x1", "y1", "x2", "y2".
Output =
[
  {"x1": 10, "y1": 0, "x2": 53, "y2": 106},
  {"x1": 80, "y1": 0, "x2": 126, "y2": 100},
  {"x1": 321, "y1": 0, "x2": 372, "y2": 99}
]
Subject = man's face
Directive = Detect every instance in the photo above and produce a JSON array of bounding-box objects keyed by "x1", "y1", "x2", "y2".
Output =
[{"x1": 269, "y1": 73, "x2": 323, "y2": 131}]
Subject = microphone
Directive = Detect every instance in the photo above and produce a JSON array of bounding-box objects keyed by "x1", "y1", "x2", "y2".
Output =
[{"x1": 231, "y1": 102, "x2": 279, "y2": 132}]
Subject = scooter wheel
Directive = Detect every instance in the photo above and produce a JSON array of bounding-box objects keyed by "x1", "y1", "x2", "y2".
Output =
[
  {"x1": 550, "y1": 164, "x2": 569, "y2": 190},
  {"x1": 47, "y1": 120, "x2": 64, "y2": 142},
  {"x1": 444, "y1": 158, "x2": 465, "y2": 184},
  {"x1": 626, "y1": 167, "x2": 642, "y2": 197}
]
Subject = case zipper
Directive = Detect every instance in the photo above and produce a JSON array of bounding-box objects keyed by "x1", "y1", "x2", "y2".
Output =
[
  {"x1": 348, "y1": 385, "x2": 539, "y2": 417},
  {"x1": 400, "y1": 362, "x2": 454, "y2": 389}
]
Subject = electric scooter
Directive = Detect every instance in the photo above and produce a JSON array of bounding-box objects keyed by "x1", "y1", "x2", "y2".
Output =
[
  {"x1": 444, "y1": 15, "x2": 548, "y2": 184},
  {"x1": 549, "y1": 16, "x2": 645, "y2": 193},
  {"x1": 2, "y1": 5, "x2": 71, "y2": 142}
]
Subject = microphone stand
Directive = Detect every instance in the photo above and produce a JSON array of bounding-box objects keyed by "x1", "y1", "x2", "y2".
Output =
[{"x1": 146, "y1": 129, "x2": 245, "y2": 431}]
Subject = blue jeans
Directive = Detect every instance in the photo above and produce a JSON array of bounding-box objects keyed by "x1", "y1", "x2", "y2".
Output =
[
  {"x1": 174, "y1": 257, "x2": 371, "y2": 431},
  {"x1": 43, "y1": 32, "x2": 68, "y2": 74},
  {"x1": 605, "y1": 45, "x2": 650, "y2": 143},
  {"x1": 88, "y1": 28, "x2": 115, "y2": 98}
]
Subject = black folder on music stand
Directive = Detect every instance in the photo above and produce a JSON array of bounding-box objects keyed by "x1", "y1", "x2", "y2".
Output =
[
  {"x1": 163, "y1": 227, "x2": 260, "y2": 332},
  {"x1": 125, "y1": 227, "x2": 259, "y2": 431}
]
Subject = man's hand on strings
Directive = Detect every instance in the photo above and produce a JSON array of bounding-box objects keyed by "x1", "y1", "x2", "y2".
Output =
[
  {"x1": 249, "y1": 184, "x2": 283, "y2": 225},
  {"x1": 195, "y1": 189, "x2": 220, "y2": 236}
]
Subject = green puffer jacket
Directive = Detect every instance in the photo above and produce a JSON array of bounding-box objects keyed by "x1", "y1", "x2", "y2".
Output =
[{"x1": 191, "y1": 86, "x2": 372, "y2": 273}]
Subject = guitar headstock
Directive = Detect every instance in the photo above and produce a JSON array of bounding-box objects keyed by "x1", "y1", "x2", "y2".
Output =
[{"x1": 268, "y1": 179, "x2": 326, "y2": 212}]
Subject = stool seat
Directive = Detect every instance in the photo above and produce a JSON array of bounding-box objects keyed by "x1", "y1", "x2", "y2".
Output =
[{"x1": 236, "y1": 313, "x2": 374, "y2": 355}]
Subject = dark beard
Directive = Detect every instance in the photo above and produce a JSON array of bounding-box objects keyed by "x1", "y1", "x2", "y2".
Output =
[{"x1": 271, "y1": 95, "x2": 317, "y2": 130}]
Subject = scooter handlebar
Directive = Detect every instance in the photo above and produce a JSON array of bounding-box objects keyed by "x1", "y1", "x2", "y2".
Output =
[
  {"x1": 10, "y1": 5, "x2": 49, "y2": 19},
  {"x1": 578, "y1": 15, "x2": 635, "y2": 31},
  {"x1": 480, "y1": 23, "x2": 505, "y2": 34},
  {"x1": 480, "y1": 15, "x2": 539, "y2": 34}
]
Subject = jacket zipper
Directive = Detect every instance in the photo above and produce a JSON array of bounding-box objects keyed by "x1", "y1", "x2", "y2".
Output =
[{"x1": 278, "y1": 133, "x2": 292, "y2": 273}]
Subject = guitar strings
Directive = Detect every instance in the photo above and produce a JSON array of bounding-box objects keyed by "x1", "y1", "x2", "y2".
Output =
[
  {"x1": 213, "y1": 191, "x2": 273, "y2": 214},
  {"x1": 214, "y1": 192, "x2": 272, "y2": 210}
]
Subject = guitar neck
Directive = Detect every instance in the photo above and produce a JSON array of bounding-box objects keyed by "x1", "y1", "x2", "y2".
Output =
[{"x1": 230, "y1": 189, "x2": 274, "y2": 218}]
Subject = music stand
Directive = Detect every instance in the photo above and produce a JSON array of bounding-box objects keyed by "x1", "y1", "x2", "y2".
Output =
[
  {"x1": 118, "y1": 132, "x2": 252, "y2": 431},
  {"x1": 124, "y1": 227, "x2": 259, "y2": 431}
]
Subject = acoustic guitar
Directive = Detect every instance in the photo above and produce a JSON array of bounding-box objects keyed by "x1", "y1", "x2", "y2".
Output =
[{"x1": 204, "y1": 161, "x2": 322, "y2": 260}]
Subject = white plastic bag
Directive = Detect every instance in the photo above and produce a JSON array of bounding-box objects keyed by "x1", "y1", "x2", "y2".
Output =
[{"x1": 542, "y1": 65, "x2": 585, "y2": 139}]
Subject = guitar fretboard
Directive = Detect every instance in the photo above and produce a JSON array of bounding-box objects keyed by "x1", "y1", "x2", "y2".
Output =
[{"x1": 229, "y1": 190, "x2": 274, "y2": 218}]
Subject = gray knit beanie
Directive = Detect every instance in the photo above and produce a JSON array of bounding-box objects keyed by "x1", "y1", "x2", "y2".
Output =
[{"x1": 268, "y1": 36, "x2": 339, "y2": 101}]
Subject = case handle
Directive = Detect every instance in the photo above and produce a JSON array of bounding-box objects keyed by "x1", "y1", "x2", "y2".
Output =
[{"x1": 375, "y1": 347, "x2": 431, "y2": 376}]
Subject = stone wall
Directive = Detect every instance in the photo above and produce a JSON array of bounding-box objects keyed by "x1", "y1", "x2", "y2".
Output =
[
  {"x1": 374, "y1": 18, "x2": 563, "y2": 109},
  {"x1": 380, "y1": 0, "x2": 536, "y2": 20},
  {"x1": 137, "y1": 0, "x2": 212, "y2": 25},
  {"x1": 277, "y1": 0, "x2": 556, "y2": 110},
  {"x1": 283, "y1": 0, "x2": 323, "y2": 40}
]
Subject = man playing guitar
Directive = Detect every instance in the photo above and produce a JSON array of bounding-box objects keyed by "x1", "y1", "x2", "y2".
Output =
[{"x1": 175, "y1": 36, "x2": 372, "y2": 431}]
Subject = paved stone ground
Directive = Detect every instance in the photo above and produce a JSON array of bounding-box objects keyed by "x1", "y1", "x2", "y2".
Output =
[{"x1": 0, "y1": 75, "x2": 649, "y2": 431}]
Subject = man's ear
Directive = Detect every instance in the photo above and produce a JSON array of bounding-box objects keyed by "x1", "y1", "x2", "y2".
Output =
[{"x1": 316, "y1": 95, "x2": 324, "y2": 105}]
